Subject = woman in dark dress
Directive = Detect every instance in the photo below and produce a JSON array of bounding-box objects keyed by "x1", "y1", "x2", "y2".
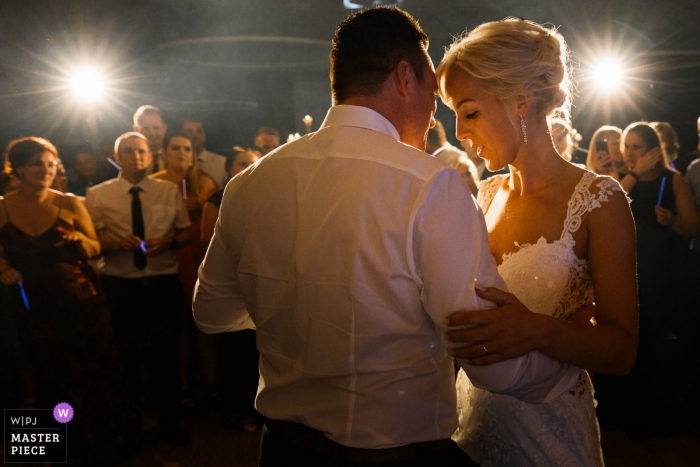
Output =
[
  {"x1": 595, "y1": 123, "x2": 700, "y2": 435},
  {"x1": 0, "y1": 137, "x2": 126, "y2": 459}
]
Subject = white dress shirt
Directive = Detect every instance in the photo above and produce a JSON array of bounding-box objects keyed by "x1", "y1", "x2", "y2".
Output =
[
  {"x1": 198, "y1": 149, "x2": 227, "y2": 190},
  {"x1": 86, "y1": 175, "x2": 190, "y2": 278},
  {"x1": 193, "y1": 105, "x2": 580, "y2": 449}
]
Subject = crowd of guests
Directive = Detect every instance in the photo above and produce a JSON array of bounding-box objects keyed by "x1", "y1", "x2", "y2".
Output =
[
  {"x1": 1, "y1": 101, "x2": 700, "y2": 462},
  {"x1": 0, "y1": 106, "x2": 275, "y2": 462}
]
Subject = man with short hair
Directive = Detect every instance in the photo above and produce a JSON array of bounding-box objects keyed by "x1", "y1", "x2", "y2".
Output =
[
  {"x1": 254, "y1": 127, "x2": 280, "y2": 155},
  {"x1": 68, "y1": 150, "x2": 99, "y2": 196},
  {"x1": 86, "y1": 132, "x2": 191, "y2": 450},
  {"x1": 133, "y1": 105, "x2": 168, "y2": 174},
  {"x1": 180, "y1": 119, "x2": 227, "y2": 188},
  {"x1": 194, "y1": 7, "x2": 580, "y2": 466}
]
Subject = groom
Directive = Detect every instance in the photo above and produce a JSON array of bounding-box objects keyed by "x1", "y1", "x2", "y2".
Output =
[{"x1": 193, "y1": 7, "x2": 580, "y2": 466}]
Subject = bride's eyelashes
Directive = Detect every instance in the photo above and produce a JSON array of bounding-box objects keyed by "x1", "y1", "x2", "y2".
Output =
[{"x1": 464, "y1": 110, "x2": 478, "y2": 119}]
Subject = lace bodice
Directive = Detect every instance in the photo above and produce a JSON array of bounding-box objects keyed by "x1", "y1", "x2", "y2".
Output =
[
  {"x1": 477, "y1": 172, "x2": 622, "y2": 319},
  {"x1": 454, "y1": 171, "x2": 623, "y2": 467}
]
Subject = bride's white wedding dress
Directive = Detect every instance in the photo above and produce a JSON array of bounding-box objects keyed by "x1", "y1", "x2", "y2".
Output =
[{"x1": 454, "y1": 171, "x2": 621, "y2": 467}]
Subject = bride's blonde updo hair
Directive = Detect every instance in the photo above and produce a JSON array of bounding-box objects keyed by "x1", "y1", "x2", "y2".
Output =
[{"x1": 436, "y1": 18, "x2": 572, "y2": 120}]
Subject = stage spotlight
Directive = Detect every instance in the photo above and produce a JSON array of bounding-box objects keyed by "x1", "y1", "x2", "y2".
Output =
[
  {"x1": 68, "y1": 68, "x2": 107, "y2": 102},
  {"x1": 591, "y1": 57, "x2": 624, "y2": 92}
]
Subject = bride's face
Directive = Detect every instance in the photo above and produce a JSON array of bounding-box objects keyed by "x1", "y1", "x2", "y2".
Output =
[{"x1": 441, "y1": 68, "x2": 519, "y2": 171}]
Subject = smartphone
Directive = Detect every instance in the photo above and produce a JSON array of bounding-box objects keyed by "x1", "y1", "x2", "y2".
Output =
[{"x1": 596, "y1": 140, "x2": 612, "y2": 169}]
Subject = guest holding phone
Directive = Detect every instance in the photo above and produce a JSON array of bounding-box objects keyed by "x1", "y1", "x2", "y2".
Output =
[{"x1": 595, "y1": 122, "x2": 700, "y2": 436}]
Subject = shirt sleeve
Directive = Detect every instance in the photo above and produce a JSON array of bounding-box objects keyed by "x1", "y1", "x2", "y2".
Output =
[
  {"x1": 85, "y1": 187, "x2": 105, "y2": 231},
  {"x1": 193, "y1": 208, "x2": 254, "y2": 334},
  {"x1": 409, "y1": 168, "x2": 580, "y2": 404}
]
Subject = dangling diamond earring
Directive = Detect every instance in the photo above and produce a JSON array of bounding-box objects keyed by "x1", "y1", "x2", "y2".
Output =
[{"x1": 520, "y1": 115, "x2": 528, "y2": 145}]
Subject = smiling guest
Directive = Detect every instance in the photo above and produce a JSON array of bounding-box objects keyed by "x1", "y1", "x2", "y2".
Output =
[
  {"x1": 152, "y1": 133, "x2": 219, "y2": 407},
  {"x1": 0, "y1": 137, "x2": 125, "y2": 462},
  {"x1": 86, "y1": 132, "x2": 192, "y2": 450}
]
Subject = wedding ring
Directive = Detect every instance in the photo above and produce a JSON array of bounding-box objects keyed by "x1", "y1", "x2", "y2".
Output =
[{"x1": 482, "y1": 343, "x2": 489, "y2": 355}]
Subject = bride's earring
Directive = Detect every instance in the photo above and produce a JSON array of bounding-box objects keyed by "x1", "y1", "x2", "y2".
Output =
[{"x1": 520, "y1": 115, "x2": 528, "y2": 145}]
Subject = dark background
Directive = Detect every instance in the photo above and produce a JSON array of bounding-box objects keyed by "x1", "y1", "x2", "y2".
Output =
[{"x1": 0, "y1": 0, "x2": 699, "y2": 163}]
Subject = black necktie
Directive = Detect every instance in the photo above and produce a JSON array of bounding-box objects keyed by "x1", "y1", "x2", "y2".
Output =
[{"x1": 129, "y1": 186, "x2": 147, "y2": 269}]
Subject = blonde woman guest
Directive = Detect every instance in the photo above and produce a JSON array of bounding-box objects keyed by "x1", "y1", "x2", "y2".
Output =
[
  {"x1": 437, "y1": 19, "x2": 638, "y2": 466},
  {"x1": 152, "y1": 133, "x2": 219, "y2": 406},
  {"x1": 650, "y1": 121, "x2": 680, "y2": 168},
  {"x1": 152, "y1": 133, "x2": 218, "y2": 300},
  {"x1": 200, "y1": 147, "x2": 260, "y2": 249},
  {"x1": 586, "y1": 125, "x2": 626, "y2": 177}
]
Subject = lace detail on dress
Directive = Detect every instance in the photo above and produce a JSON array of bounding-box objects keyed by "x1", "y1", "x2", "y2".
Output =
[
  {"x1": 455, "y1": 172, "x2": 620, "y2": 467},
  {"x1": 477, "y1": 174, "x2": 508, "y2": 213}
]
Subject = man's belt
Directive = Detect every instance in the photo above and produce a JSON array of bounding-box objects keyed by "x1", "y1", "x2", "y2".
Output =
[{"x1": 264, "y1": 418, "x2": 453, "y2": 463}]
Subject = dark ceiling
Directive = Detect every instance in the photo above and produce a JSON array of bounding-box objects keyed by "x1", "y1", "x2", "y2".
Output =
[{"x1": 1, "y1": 0, "x2": 699, "y2": 158}]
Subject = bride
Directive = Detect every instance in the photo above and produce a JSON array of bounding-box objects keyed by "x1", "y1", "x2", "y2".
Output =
[{"x1": 435, "y1": 19, "x2": 638, "y2": 467}]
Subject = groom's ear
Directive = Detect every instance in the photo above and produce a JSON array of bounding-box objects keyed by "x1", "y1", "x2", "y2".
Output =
[{"x1": 393, "y1": 60, "x2": 413, "y2": 98}]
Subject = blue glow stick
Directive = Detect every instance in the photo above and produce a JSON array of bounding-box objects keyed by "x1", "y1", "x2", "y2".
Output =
[
  {"x1": 107, "y1": 158, "x2": 121, "y2": 170},
  {"x1": 656, "y1": 176, "x2": 666, "y2": 206},
  {"x1": 17, "y1": 281, "x2": 30, "y2": 310},
  {"x1": 139, "y1": 241, "x2": 147, "y2": 253}
]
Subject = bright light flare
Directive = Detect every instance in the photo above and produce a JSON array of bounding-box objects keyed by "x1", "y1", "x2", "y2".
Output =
[
  {"x1": 68, "y1": 68, "x2": 107, "y2": 102},
  {"x1": 591, "y1": 57, "x2": 625, "y2": 93}
]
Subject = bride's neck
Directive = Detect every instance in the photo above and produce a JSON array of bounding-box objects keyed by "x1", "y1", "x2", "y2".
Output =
[{"x1": 508, "y1": 127, "x2": 571, "y2": 195}]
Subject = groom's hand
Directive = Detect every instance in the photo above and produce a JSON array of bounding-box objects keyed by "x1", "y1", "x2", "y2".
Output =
[{"x1": 443, "y1": 287, "x2": 545, "y2": 365}]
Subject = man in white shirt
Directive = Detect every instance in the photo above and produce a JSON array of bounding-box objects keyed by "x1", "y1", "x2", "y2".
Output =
[
  {"x1": 86, "y1": 132, "x2": 191, "y2": 450},
  {"x1": 194, "y1": 7, "x2": 580, "y2": 466},
  {"x1": 133, "y1": 105, "x2": 167, "y2": 175},
  {"x1": 180, "y1": 119, "x2": 228, "y2": 189}
]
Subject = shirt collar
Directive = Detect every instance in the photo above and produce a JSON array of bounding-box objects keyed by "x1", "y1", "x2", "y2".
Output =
[
  {"x1": 319, "y1": 105, "x2": 400, "y2": 141},
  {"x1": 117, "y1": 173, "x2": 152, "y2": 193}
]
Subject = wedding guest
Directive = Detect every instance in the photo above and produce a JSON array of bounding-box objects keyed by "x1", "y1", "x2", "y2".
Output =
[
  {"x1": 151, "y1": 133, "x2": 218, "y2": 408},
  {"x1": 0, "y1": 136, "x2": 127, "y2": 461},
  {"x1": 586, "y1": 125, "x2": 626, "y2": 178},
  {"x1": 650, "y1": 121, "x2": 680, "y2": 170},
  {"x1": 426, "y1": 120, "x2": 478, "y2": 196},
  {"x1": 86, "y1": 132, "x2": 191, "y2": 449},
  {"x1": 675, "y1": 116, "x2": 700, "y2": 175},
  {"x1": 597, "y1": 122, "x2": 699, "y2": 435},
  {"x1": 254, "y1": 127, "x2": 280, "y2": 155},
  {"x1": 180, "y1": 119, "x2": 228, "y2": 189},
  {"x1": 133, "y1": 105, "x2": 168, "y2": 174},
  {"x1": 685, "y1": 157, "x2": 700, "y2": 252},
  {"x1": 68, "y1": 151, "x2": 100, "y2": 197},
  {"x1": 200, "y1": 147, "x2": 260, "y2": 248}
]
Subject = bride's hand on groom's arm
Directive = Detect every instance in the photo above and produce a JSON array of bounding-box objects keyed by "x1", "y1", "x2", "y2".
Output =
[{"x1": 443, "y1": 286, "x2": 549, "y2": 365}]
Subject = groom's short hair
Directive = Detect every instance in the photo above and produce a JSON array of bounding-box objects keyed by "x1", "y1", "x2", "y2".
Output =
[{"x1": 330, "y1": 7, "x2": 429, "y2": 104}]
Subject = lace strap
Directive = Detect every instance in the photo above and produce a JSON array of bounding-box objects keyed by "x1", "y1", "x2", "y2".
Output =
[
  {"x1": 560, "y1": 173, "x2": 623, "y2": 240},
  {"x1": 477, "y1": 174, "x2": 509, "y2": 213}
]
